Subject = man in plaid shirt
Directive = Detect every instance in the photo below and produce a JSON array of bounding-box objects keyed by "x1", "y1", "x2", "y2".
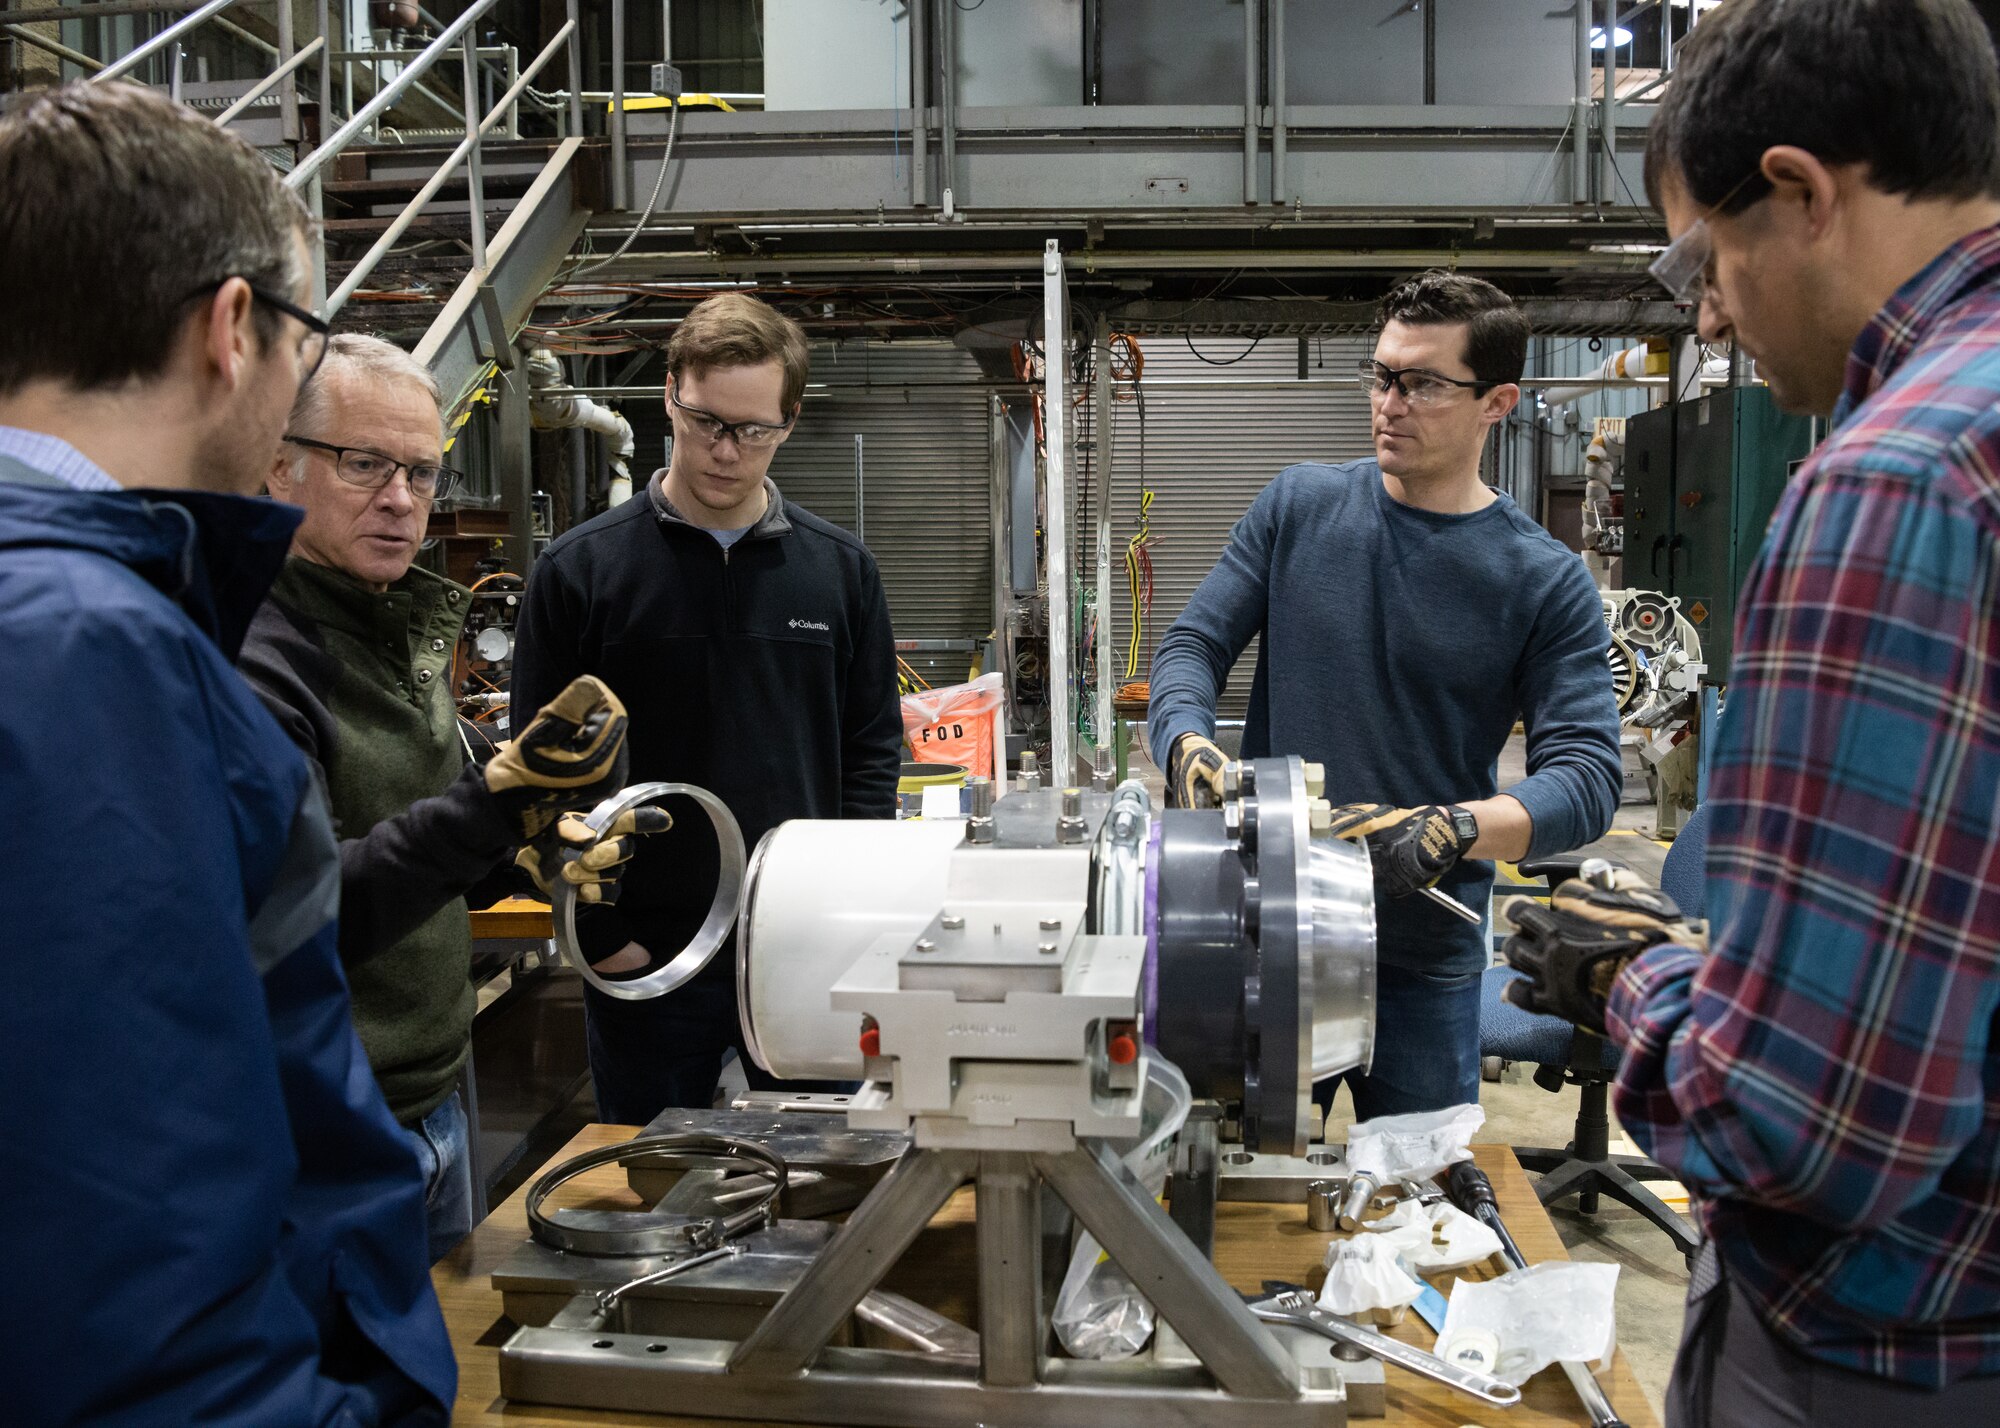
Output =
[{"x1": 1502, "y1": 2, "x2": 2000, "y2": 1423}]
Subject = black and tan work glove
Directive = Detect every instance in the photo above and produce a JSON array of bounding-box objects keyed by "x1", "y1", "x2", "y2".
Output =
[
  {"x1": 483, "y1": 675, "x2": 631, "y2": 842},
  {"x1": 514, "y1": 807, "x2": 672, "y2": 906},
  {"x1": 1325, "y1": 803, "x2": 1468, "y2": 901},
  {"x1": 1167, "y1": 732, "x2": 1228, "y2": 809},
  {"x1": 1500, "y1": 867, "x2": 1706, "y2": 1034}
]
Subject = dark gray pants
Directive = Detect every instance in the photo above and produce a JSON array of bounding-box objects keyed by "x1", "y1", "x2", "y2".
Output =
[{"x1": 1667, "y1": 1243, "x2": 2000, "y2": 1427}]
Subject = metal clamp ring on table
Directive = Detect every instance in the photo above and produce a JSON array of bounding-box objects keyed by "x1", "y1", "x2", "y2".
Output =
[
  {"x1": 550, "y1": 780, "x2": 746, "y2": 1002},
  {"x1": 526, "y1": 1133, "x2": 788, "y2": 1256}
]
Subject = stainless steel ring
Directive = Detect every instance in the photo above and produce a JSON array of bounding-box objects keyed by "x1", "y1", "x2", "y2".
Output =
[
  {"x1": 525, "y1": 1133, "x2": 788, "y2": 1256},
  {"x1": 550, "y1": 780, "x2": 746, "y2": 1002}
]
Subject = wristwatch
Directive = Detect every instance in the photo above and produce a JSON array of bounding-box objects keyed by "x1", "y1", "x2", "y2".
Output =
[{"x1": 1446, "y1": 805, "x2": 1479, "y2": 846}]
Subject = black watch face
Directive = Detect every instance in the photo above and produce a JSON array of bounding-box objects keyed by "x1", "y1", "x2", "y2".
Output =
[{"x1": 1453, "y1": 811, "x2": 1478, "y2": 841}]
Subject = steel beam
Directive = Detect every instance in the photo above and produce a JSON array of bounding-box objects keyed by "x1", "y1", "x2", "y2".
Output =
[
  {"x1": 1035, "y1": 1142, "x2": 1299, "y2": 1400},
  {"x1": 974, "y1": 1153, "x2": 1042, "y2": 1388},
  {"x1": 1042, "y1": 239, "x2": 1075, "y2": 784},
  {"x1": 731, "y1": 1147, "x2": 974, "y2": 1376},
  {"x1": 413, "y1": 136, "x2": 590, "y2": 419}
]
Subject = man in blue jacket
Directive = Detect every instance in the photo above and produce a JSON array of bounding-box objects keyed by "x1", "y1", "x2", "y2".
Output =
[
  {"x1": 0, "y1": 83, "x2": 462, "y2": 1425},
  {"x1": 1149, "y1": 271, "x2": 1622, "y2": 1119}
]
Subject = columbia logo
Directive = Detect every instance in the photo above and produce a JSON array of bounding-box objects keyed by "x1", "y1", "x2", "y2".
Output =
[{"x1": 789, "y1": 618, "x2": 830, "y2": 631}]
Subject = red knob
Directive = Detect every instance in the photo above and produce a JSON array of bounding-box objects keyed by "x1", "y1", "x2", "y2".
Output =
[
  {"x1": 859, "y1": 1027, "x2": 882, "y2": 1058},
  {"x1": 1109, "y1": 1033, "x2": 1139, "y2": 1065}
]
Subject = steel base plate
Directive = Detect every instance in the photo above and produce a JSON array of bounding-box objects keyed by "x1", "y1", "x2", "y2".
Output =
[{"x1": 500, "y1": 1327, "x2": 1349, "y2": 1428}]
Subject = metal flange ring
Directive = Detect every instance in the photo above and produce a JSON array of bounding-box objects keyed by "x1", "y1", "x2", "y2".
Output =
[
  {"x1": 526, "y1": 1133, "x2": 788, "y2": 1256},
  {"x1": 550, "y1": 780, "x2": 746, "y2": 1002}
]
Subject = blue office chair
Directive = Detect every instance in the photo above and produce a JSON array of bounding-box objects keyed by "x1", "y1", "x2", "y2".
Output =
[{"x1": 1480, "y1": 805, "x2": 1711, "y2": 1265}]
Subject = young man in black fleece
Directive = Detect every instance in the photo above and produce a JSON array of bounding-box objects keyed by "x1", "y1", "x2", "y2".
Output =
[{"x1": 512, "y1": 292, "x2": 904, "y2": 1124}]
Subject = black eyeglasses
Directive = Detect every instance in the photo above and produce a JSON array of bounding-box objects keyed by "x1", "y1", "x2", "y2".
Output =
[
  {"x1": 187, "y1": 278, "x2": 331, "y2": 382},
  {"x1": 670, "y1": 390, "x2": 796, "y2": 448},
  {"x1": 283, "y1": 436, "x2": 461, "y2": 500},
  {"x1": 1355, "y1": 359, "x2": 1496, "y2": 406}
]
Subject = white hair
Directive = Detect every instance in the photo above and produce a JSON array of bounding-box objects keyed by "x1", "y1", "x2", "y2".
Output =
[{"x1": 283, "y1": 333, "x2": 443, "y2": 480}]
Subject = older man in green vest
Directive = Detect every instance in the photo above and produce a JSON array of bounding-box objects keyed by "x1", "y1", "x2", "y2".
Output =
[{"x1": 241, "y1": 334, "x2": 659, "y2": 1260}]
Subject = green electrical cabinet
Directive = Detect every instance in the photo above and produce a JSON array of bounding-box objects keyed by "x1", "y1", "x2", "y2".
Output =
[{"x1": 1621, "y1": 386, "x2": 1815, "y2": 681}]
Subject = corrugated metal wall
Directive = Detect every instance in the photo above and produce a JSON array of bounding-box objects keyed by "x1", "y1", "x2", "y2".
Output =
[
  {"x1": 768, "y1": 342, "x2": 993, "y2": 644},
  {"x1": 1085, "y1": 337, "x2": 1376, "y2": 716},
  {"x1": 763, "y1": 336, "x2": 1378, "y2": 718}
]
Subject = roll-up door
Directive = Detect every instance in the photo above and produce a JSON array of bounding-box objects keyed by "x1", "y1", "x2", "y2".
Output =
[
  {"x1": 768, "y1": 343, "x2": 993, "y2": 651},
  {"x1": 1083, "y1": 337, "x2": 1376, "y2": 718}
]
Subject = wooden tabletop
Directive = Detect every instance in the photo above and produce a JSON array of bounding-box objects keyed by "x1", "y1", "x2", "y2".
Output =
[
  {"x1": 469, "y1": 896, "x2": 553, "y2": 941},
  {"x1": 435, "y1": 1125, "x2": 1658, "y2": 1426}
]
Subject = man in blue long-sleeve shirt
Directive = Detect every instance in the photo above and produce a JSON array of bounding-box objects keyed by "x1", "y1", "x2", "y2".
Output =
[{"x1": 1149, "y1": 271, "x2": 1622, "y2": 1117}]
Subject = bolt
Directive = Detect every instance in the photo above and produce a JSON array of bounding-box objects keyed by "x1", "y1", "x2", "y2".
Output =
[
  {"x1": 1309, "y1": 798, "x2": 1333, "y2": 835},
  {"x1": 967, "y1": 776, "x2": 993, "y2": 818},
  {"x1": 1303, "y1": 761, "x2": 1326, "y2": 799},
  {"x1": 1038, "y1": 941, "x2": 1058, "y2": 955},
  {"x1": 1061, "y1": 788, "x2": 1082, "y2": 818},
  {"x1": 915, "y1": 938, "x2": 936, "y2": 953},
  {"x1": 941, "y1": 914, "x2": 965, "y2": 931},
  {"x1": 1039, "y1": 917, "x2": 1061, "y2": 931},
  {"x1": 1223, "y1": 802, "x2": 1244, "y2": 837}
]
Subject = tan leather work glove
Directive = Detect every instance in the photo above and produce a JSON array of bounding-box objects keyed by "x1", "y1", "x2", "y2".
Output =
[
  {"x1": 514, "y1": 807, "x2": 672, "y2": 906},
  {"x1": 1167, "y1": 732, "x2": 1228, "y2": 809},
  {"x1": 1324, "y1": 802, "x2": 1469, "y2": 900},
  {"x1": 484, "y1": 675, "x2": 630, "y2": 842},
  {"x1": 1501, "y1": 867, "x2": 1707, "y2": 1034}
]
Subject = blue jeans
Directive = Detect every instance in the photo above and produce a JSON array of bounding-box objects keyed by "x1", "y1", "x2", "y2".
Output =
[
  {"x1": 583, "y1": 971, "x2": 852, "y2": 1126},
  {"x1": 406, "y1": 1090, "x2": 474, "y2": 1264},
  {"x1": 1317, "y1": 961, "x2": 1483, "y2": 1122}
]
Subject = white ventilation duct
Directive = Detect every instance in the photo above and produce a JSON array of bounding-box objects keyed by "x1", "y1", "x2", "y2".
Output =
[{"x1": 523, "y1": 348, "x2": 637, "y2": 504}]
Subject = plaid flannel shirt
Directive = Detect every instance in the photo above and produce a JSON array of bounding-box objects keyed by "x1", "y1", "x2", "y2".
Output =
[{"x1": 1607, "y1": 224, "x2": 2000, "y2": 1388}]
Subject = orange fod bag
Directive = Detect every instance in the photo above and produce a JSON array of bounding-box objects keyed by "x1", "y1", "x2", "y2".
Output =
[{"x1": 901, "y1": 673, "x2": 1004, "y2": 785}]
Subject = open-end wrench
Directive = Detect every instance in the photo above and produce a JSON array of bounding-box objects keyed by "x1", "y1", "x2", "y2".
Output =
[{"x1": 1248, "y1": 1284, "x2": 1522, "y2": 1408}]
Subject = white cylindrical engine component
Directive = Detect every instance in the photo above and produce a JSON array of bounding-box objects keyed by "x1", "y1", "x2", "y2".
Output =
[{"x1": 738, "y1": 817, "x2": 967, "y2": 1081}]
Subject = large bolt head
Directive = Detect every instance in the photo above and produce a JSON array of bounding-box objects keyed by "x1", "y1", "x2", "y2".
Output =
[{"x1": 1303, "y1": 762, "x2": 1327, "y2": 799}]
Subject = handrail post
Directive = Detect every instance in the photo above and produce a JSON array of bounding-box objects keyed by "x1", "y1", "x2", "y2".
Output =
[
  {"x1": 1599, "y1": 0, "x2": 1617, "y2": 205},
  {"x1": 564, "y1": 0, "x2": 583, "y2": 138},
  {"x1": 311, "y1": 0, "x2": 331, "y2": 310},
  {"x1": 505, "y1": 43, "x2": 520, "y2": 137},
  {"x1": 461, "y1": 32, "x2": 488, "y2": 271},
  {"x1": 610, "y1": 0, "x2": 629, "y2": 209},
  {"x1": 91, "y1": 0, "x2": 241, "y2": 84},
  {"x1": 277, "y1": 0, "x2": 298, "y2": 142}
]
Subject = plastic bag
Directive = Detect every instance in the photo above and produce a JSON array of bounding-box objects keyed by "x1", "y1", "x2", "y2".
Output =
[
  {"x1": 1440, "y1": 1262, "x2": 1619, "y2": 1387},
  {"x1": 1368, "y1": 1199, "x2": 1506, "y2": 1274},
  {"x1": 1346, "y1": 1102, "x2": 1485, "y2": 1184},
  {"x1": 901, "y1": 672, "x2": 1004, "y2": 784},
  {"x1": 1052, "y1": 1055, "x2": 1193, "y2": 1359},
  {"x1": 1317, "y1": 1233, "x2": 1425, "y2": 1321}
]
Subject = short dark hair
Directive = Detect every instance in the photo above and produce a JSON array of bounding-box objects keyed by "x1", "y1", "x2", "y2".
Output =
[
  {"x1": 1646, "y1": 0, "x2": 2000, "y2": 216},
  {"x1": 0, "y1": 82, "x2": 312, "y2": 397},
  {"x1": 1377, "y1": 270, "x2": 1530, "y2": 386}
]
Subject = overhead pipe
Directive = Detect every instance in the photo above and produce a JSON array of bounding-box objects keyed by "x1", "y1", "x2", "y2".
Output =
[
  {"x1": 1599, "y1": 0, "x2": 1617, "y2": 201},
  {"x1": 525, "y1": 348, "x2": 636, "y2": 505},
  {"x1": 1540, "y1": 344, "x2": 1647, "y2": 407}
]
